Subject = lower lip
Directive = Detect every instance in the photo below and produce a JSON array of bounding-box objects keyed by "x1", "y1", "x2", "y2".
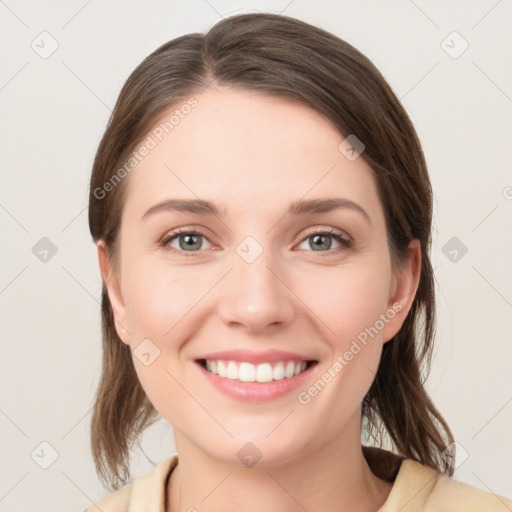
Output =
[{"x1": 196, "y1": 361, "x2": 317, "y2": 402}]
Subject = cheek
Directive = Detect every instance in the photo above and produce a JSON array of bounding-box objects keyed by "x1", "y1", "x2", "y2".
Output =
[
  {"x1": 309, "y1": 265, "x2": 391, "y2": 345},
  {"x1": 121, "y1": 262, "x2": 213, "y2": 412},
  {"x1": 124, "y1": 260, "x2": 205, "y2": 340},
  {"x1": 123, "y1": 263, "x2": 195, "y2": 422}
]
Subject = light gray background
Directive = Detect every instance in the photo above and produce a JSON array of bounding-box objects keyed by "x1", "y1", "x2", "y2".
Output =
[{"x1": 1, "y1": 1, "x2": 511, "y2": 510}]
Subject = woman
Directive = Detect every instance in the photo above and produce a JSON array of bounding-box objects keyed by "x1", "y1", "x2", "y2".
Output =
[{"x1": 85, "y1": 12, "x2": 512, "y2": 511}]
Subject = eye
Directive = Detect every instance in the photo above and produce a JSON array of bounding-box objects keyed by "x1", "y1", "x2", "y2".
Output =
[
  {"x1": 159, "y1": 228, "x2": 213, "y2": 255},
  {"x1": 296, "y1": 228, "x2": 353, "y2": 255}
]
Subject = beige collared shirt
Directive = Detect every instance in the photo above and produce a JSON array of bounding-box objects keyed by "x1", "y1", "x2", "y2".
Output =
[{"x1": 82, "y1": 448, "x2": 512, "y2": 511}]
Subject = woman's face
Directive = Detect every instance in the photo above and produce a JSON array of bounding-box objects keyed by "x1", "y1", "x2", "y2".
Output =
[{"x1": 98, "y1": 87, "x2": 419, "y2": 466}]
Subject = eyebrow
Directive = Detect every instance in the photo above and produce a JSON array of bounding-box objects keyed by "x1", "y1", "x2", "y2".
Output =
[{"x1": 142, "y1": 197, "x2": 372, "y2": 225}]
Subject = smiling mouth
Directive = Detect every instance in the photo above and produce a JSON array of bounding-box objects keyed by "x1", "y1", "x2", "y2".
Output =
[{"x1": 196, "y1": 359, "x2": 318, "y2": 383}]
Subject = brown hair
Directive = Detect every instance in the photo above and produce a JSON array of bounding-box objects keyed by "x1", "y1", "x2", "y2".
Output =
[{"x1": 88, "y1": 12, "x2": 455, "y2": 489}]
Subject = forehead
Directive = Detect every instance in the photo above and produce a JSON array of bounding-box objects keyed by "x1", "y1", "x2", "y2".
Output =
[{"x1": 122, "y1": 87, "x2": 382, "y2": 222}]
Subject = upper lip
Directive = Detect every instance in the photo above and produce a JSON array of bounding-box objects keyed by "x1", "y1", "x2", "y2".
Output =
[{"x1": 195, "y1": 349, "x2": 317, "y2": 365}]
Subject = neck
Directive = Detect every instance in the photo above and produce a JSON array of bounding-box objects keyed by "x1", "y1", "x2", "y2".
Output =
[{"x1": 167, "y1": 411, "x2": 393, "y2": 512}]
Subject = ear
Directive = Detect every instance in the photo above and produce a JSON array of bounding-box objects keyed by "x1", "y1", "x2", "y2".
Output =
[
  {"x1": 381, "y1": 239, "x2": 422, "y2": 343},
  {"x1": 96, "y1": 240, "x2": 131, "y2": 345}
]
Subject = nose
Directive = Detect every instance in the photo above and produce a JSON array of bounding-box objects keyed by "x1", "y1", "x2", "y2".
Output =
[{"x1": 217, "y1": 244, "x2": 295, "y2": 333}]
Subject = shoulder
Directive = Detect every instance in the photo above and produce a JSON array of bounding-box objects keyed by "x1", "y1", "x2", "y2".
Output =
[
  {"x1": 428, "y1": 468, "x2": 512, "y2": 511},
  {"x1": 382, "y1": 458, "x2": 512, "y2": 511},
  {"x1": 81, "y1": 456, "x2": 179, "y2": 512},
  {"x1": 81, "y1": 483, "x2": 132, "y2": 512}
]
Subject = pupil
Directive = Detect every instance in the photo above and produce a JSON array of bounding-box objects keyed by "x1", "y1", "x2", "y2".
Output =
[
  {"x1": 180, "y1": 234, "x2": 201, "y2": 250},
  {"x1": 311, "y1": 234, "x2": 331, "y2": 251}
]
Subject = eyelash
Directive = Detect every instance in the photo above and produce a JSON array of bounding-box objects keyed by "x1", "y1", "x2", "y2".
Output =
[{"x1": 159, "y1": 227, "x2": 353, "y2": 257}]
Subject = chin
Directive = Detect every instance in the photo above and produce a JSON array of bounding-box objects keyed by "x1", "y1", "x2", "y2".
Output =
[{"x1": 202, "y1": 433, "x2": 310, "y2": 469}]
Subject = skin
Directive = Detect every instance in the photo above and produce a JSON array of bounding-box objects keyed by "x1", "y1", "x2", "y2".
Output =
[{"x1": 97, "y1": 87, "x2": 421, "y2": 512}]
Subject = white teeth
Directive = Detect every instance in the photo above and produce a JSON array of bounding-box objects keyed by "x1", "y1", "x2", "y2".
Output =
[
  {"x1": 239, "y1": 362, "x2": 256, "y2": 382},
  {"x1": 204, "y1": 359, "x2": 309, "y2": 382},
  {"x1": 273, "y1": 362, "x2": 285, "y2": 380},
  {"x1": 256, "y1": 363, "x2": 273, "y2": 383},
  {"x1": 284, "y1": 361, "x2": 295, "y2": 378},
  {"x1": 217, "y1": 361, "x2": 226, "y2": 377},
  {"x1": 226, "y1": 361, "x2": 238, "y2": 379}
]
